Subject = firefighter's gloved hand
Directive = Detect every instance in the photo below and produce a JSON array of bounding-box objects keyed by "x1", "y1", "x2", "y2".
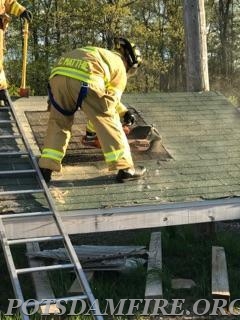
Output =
[
  {"x1": 20, "y1": 10, "x2": 33, "y2": 23},
  {"x1": 123, "y1": 110, "x2": 135, "y2": 126}
]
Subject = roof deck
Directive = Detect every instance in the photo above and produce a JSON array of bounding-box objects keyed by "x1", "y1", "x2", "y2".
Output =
[{"x1": 1, "y1": 91, "x2": 240, "y2": 238}]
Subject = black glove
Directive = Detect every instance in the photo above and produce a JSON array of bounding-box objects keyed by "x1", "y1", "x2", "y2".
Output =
[
  {"x1": 123, "y1": 110, "x2": 135, "y2": 126},
  {"x1": 20, "y1": 10, "x2": 33, "y2": 23}
]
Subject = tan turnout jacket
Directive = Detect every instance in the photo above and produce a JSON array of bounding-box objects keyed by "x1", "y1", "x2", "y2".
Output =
[{"x1": 39, "y1": 47, "x2": 134, "y2": 172}]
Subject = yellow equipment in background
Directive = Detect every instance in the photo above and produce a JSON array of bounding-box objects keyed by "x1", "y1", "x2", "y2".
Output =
[{"x1": 19, "y1": 19, "x2": 29, "y2": 97}]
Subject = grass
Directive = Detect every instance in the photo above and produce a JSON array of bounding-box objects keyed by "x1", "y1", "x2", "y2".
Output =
[{"x1": 1, "y1": 223, "x2": 240, "y2": 319}]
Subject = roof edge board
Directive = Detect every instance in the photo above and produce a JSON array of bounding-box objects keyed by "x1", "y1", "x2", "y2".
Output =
[
  {"x1": 61, "y1": 197, "x2": 240, "y2": 217},
  {"x1": 4, "y1": 197, "x2": 240, "y2": 240}
]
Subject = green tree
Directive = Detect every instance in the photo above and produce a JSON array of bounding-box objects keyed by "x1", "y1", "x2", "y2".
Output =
[{"x1": 2, "y1": 0, "x2": 240, "y2": 100}]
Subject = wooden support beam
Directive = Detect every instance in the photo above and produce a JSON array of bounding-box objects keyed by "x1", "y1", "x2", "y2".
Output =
[
  {"x1": 26, "y1": 242, "x2": 60, "y2": 315},
  {"x1": 212, "y1": 246, "x2": 230, "y2": 301},
  {"x1": 145, "y1": 232, "x2": 163, "y2": 299}
]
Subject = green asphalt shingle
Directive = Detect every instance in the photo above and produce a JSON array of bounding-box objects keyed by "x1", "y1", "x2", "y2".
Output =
[{"x1": 1, "y1": 91, "x2": 239, "y2": 213}]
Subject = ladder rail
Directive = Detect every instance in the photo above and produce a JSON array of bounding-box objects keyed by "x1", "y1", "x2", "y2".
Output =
[
  {"x1": 6, "y1": 90, "x2": 102, "y2": 317},
  {"x1": 0, "y1": 91, "x2": 104, "y2": 320}
]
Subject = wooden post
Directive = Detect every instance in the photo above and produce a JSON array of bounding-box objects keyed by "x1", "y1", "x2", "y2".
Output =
[
  {"x1": 183, "y1": 0, "x2": 209, "y2": 91},
  {"x1": 145, "y1": 232, "x2": 163, "y2": 299},
  {"x1": 212, "y1": 246, "x2": 230, "y2": 303},
  {"x1": 26, "y1": 243, "x2": 60, "y2": 315}
]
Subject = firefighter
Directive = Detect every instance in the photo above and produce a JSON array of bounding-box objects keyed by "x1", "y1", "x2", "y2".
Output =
[
  {"x1": 39, "y1": 37, "x2": 146, "y2": 183},
  {"x1": 0, "y1": 0, "x2": 32, "y2": 90}
]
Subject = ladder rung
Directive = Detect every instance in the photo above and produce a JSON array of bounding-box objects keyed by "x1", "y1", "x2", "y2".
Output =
[
  {"x1": 0, "y1": 151, "x2": 28, "y2": 156},
  {"x1": 0, "y1": 211, "x2": 53, "y2": 219},
  {"x1": 0, "y1": 120, "x2": 15, "y2": 123},
  {"x1": 16, "y1": 263, "x2": 74, "y2": 274},
  {"x1": 8, "y1": 235, "x2": 63, "y2": 245},
  {"x1": 0, "y1": 169, "x2": 35, "y2": 175},
  {"x1": 0, "y1": 189, "x2": 44, "y2": 196},
  {"x1": 26, "y1": 294, "x2": 88, "y2": 307},
  {"x1": 0, "y1": 135, "x2": 21, "y2": 139}
]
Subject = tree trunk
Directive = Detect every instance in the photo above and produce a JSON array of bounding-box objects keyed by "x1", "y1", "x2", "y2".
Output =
[
  {"x1": 183, "y1": 0, "x2": 209, "y2": 91},
  {"x1": 218, "y1": 0, "x2": 232, "y2": 77}
]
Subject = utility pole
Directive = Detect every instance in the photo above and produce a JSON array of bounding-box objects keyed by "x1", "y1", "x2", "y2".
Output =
[{"x1": 183, "y1": 0, "x2": 209, "y2": 91}]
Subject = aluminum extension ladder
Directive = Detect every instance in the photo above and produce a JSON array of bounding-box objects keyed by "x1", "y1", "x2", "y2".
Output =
[{"x1": 0, "y1": 90, "x2": 103, "y2": 320}]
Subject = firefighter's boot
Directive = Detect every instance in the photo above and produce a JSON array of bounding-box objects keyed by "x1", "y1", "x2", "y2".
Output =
[
  {"x1": 40, "y1": 168, "x2": 52, "y2": 183},
  {"x1": 116, "y1": 166, "x2": 146, "y2": 183}
]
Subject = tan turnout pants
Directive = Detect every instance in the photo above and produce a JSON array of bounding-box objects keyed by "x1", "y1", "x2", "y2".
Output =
[{"x1": 39, "y1": 75, "x2": 134, "y2": 172}]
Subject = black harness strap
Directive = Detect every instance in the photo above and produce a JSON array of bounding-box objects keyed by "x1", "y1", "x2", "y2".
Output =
[{"x1": 47, "y1": 82, "x2": 88, "y2": 116}]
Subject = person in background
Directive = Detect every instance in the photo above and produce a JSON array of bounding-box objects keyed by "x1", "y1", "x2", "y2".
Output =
[
  {"x1": 0, "y1": 0, "x2": 32, "y2": 91},
  {"x1": 39, "y1": 37, "x2": 146, "y2": 183}
]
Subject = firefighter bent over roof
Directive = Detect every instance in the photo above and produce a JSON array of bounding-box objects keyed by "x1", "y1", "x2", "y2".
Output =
[{"x1": 39, "y1": 37, "x2": 146, "y2": 183}]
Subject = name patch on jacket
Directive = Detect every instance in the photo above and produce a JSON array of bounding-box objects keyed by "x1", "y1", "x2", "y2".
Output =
[{"x1": 58, "y1": 57, "x2": 89, "y2": 71}]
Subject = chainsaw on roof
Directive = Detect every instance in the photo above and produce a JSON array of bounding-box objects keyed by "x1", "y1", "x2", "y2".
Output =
[{"x1": 82, "y1": 124, "x2": 162, "y2": 152}]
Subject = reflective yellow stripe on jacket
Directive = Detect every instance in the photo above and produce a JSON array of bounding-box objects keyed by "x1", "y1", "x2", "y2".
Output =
[
  {"x1": 50, "y1": 66, "x2": 105, "y2": 89},
  {"x1": 50, "y1": 47, "x2": 109, "y2": 90},
  {"x1": 49, "y1": 47, "x2": 124, "y2": 98},
  {"x1": 9, "y1": 1, "x2": 25, "y2": 16},
  {"x1": 40, "y1": 148, "x2": 64, "y2": 163}
]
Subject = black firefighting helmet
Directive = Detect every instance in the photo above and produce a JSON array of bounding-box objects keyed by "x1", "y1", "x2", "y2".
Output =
[{"x1": 114, "y1": 37, "x2": 142, "y2": 69}]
